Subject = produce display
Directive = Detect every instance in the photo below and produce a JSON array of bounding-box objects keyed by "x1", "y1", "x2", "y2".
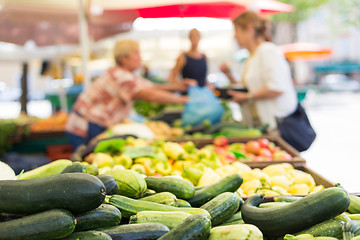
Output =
[
  {"x1": 1, "y1": 162, "x2": 360, "y2": 239},
  {"x1": 30, "y1": 111, "x2": 68, "y2": 132}
]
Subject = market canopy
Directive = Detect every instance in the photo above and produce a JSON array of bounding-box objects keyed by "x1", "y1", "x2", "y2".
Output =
[
  {"x1": 0, "y1": 0, "x2": 293, "y2": 46},
  {"x1": 279, "y1": 42, "x2": 333, "y2": 62}
]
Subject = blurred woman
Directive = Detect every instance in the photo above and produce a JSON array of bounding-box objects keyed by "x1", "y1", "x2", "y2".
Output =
[
  {"x1": 169, "y1": 28, "x2": 208, "y2": 88},
  {"x1": 66, "y1": 39, "x2": 190, "y2": 149},
  {"x1": 221, "y1": 11, "x2": 297, "y2": 130}
]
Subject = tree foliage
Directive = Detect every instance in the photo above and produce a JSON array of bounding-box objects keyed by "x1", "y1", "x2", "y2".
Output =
[{"x1": 271, "y1": 0, "x2": 330, "y2": 23}]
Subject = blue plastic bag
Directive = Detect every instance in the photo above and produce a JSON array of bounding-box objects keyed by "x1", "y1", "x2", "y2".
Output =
[{"x1": 181, "y1": 86, "x2": 224, "y2": 127}]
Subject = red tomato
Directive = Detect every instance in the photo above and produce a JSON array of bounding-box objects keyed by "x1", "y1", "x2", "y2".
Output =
[
  {"x1": 214, "y1": 147, "x2": 226, "y2": 154},
  {"x1": 272, "y1": 150, "x2": 293, "y2": 161},
  {"x1": 259, "y1": 148, "x2": 272, "y2": 158},
  {"x1": 245, "y1": 140, "x2": 260, "y2": 155},
  {"x1": 223, "y1": 152, "x2": 237, "y2": 162},
  {"x1": 270, "y1": 146, "x2": 281, "y2": 154},
  {"x1": 253, "y1": 156, "x2": 265, "y2": 162},
  {"x1": 213, "y1": 136, "x2": 229, "y2": 147},
  {"x1": 257, "y1": 138, "x2": 270, "y2": 148}
]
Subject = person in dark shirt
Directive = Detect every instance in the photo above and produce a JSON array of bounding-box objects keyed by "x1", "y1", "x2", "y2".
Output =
[{"x1": 168, "y1": 28, "x2": 208, "y2": 88}]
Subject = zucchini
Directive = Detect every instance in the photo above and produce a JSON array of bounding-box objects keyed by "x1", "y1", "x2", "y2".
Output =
[
  {"x1": 97, "y1": 174, "x2": 119, "y2": 195},
  {"x1": 241, "y1": 187, "x2": 350, "y2": 236},
  {"x1": 273, "y1": 195, "x2": 303, "y2": 203},
  {"x1": 0, "y1": 173, "x2": 106, "y2": 214},
  {"x1": 259, "y1": 202, "x2": 289, "y2": 208},
  {"x1": 176, "y1": 199, "x2": 191, "y2": 208},
  {"x1": 18, "y1": 159, "x2": 72, "y2": 179},
  {"x1": 188, "y1": 173, "x2": 243, "y2": 207},
  {"x1": 109, "y1": 194, "x2": 210, "y2": 218},
  {"x1": 145, "y1": 176, "x2": 195, "y2": 200},
  {"x1": 129, "y1": 211, "x2": 191, "y2": 229},
  {"x1": 208, "y1": 224, "x2": 263, "y2": 240},
  {"x1": 200, "y1": 192, "x2": 241, "y2": 226},
  {"x1": 158, "y1": 213, "x2": 211, "y2": 240},
  {"x1": 107, "y1": 169, "x2": 147, "y2": 198},
  {"x1": 61, "y1": 162, "x2": 87, "y2": 173},
  {"x1": 0, "y1": 209, "x2": 76, "y2": 240},
  {"x1": 295, "y1": 219, "x2": 344, "y2": 238},
  {"x1": 61, "y1": 230, "x2": 112, "y2": 240},
  {"x1": 101, "y1": 222, "x2": 169, "y2": 240},
  {"x1": 75, "y1": 204, "x2": 122, "y2": 231},
  {"x1": 349, "y1": 214, "x2": 360, "y2": 220},
  {"x1": 221, "y1": 211, "x2": 243, "y2": 225},
  {"x1": 349, "y1": 195, "x2": 360, "y2": 214},
  {"x1": 141, "y1": 192, "x2": 178, "y2": 206}
]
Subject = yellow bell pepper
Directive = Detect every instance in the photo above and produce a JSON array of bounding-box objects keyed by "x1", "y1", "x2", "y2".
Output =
[
  {"x1": 113, "y1": 154, "x2": 133, "y2": 169},
  {"x1": 163, "y1": 142, "x2": 186, "y2": 160}
]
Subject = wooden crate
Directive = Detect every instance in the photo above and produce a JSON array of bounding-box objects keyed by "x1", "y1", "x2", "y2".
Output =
[{"x1": 173, "y1": 134, "x2": 306, "y2": 168}]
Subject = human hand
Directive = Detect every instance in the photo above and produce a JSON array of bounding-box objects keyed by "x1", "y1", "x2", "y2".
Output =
[
  {"x1": 228, "y1": 90, "x2": 249, "y2": 103},
  {"x1": 219, "y1": 62, "x2": 231, "y2": 74},
  {"x1": 183, "y1": 78, "x2": 198, "y2": 86}
]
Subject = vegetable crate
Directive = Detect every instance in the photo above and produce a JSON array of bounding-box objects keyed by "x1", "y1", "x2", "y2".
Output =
[
  {"x1": 174, "y1": 134, "x2": 306, "y2": 169},
  {"x1": 46, "y1": 144, "x2": 74, "y2": 162}
]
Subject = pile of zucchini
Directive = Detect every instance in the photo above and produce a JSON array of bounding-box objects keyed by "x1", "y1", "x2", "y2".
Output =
[{"x1": 1, "y1": 161, "x2": 360, "y2": 240}]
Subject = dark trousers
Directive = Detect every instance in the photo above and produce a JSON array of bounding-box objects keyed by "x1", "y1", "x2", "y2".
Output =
[{"x1": 66, "y1": 121, "x2": 106, "y2": 150}]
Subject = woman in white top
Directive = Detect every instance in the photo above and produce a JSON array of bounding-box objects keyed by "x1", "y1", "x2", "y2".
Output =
[{"x1": 221, "y1": 11, "x2": 297, "y2": 130}]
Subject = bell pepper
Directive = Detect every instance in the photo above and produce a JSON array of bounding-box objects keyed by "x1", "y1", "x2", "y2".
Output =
[{"x1": 163, "y1": 142, "x2": 186, "y2": 160}]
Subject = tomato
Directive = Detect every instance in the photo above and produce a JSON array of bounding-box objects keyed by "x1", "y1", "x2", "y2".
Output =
[
  {"x1": 257, "y1": 138, "x2": 270, "y2": 148},
  {"x1": 213, "y1": 136, "x2": 229, "y2": 147},
  {"x1": 253, "y1": 156, "x2": 265, "y2": 162},
  {"x1": 245, "y1": 140, "x2": 261, "y2": 155},
  {"x1": 272, "y1": 150, "x2": 293, "y2": 161},
  {"x1": 214, "y1": 147, "x2": 226, "y2": 154},
  {"x1": 259, "y1": 148, "x2": 272, "y2": 158}
]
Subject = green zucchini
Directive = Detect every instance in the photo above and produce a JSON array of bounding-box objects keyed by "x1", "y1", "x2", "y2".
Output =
[
  {"x1": 349, "y1": 195, "x2": 360, "y2": 214},
  {"x1": 0, "y1": 209, "x2": 76, "y2": 240},
  {"x1": 221, "y1": 211, "x2": 243, "y2": 225},
  {"x1": 61, "y1": 230, "x2": 112, "y2": 240},
  {"x1": 101, "y1": 222, "x2": 169, "y2": 240},
  {"x1": 188, "y1": 173, "x2": 243, "y2": 207},
  {"x1": 145, "y1": 176, "x2": 195, "y2": 200},
  {"x1": 273, "y1": 195, "x2": 303, "y2": 203},
  {"x1": 18, "y1": 159, "x2": 72, "y2": 179},
  {"x1": 200, "y1": 192, "x2": 241, "y2": 226},
  {"x1": 97, "y1": 174, "x2": 119, "y2": 195},
  {"x1": 75, "y1": 204, "x2": 122, "y2": 231},
  {"x1": 141, "y1": 192, "x2": 178, "y2": 206},
  {"x1": 85, "y1": 164, "x2": 99, "y2": 176},
  {"x1": 61, "y1": 162, "x2": 87, "y2": 173},
  {"x1": 109, "y1": 194, "x2": 210, "y2": 218},
  {"x1": 0, "y1": 173, "x2": 106, "y2": 214},
  {"x1": 295, "y1": 219, "x2": 344, "y2": 238},
  {"x1": 349, "y1": 214, "x2": 360, "y2": 220},
  {"x1": 158, "y1": 213, "x2": 211, "y2": 240},
  {"x1": 259, "y1": 202, "x2": 289, "y2": 208},
  {"x1": 129, "y1": 211, "x2": 191, "y2": 229},
  {"x1": 241, "y1": 187, "x2": 350, "y2": 237},
  {"x1": 176, "y1": 199, "x2": 191, "y2": 207},
  {"x1": 208, "y1": 224, "x2": 263, "y2": 240}
]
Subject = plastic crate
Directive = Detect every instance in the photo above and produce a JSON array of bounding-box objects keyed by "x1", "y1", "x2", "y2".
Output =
[{"x1": 46, "y1": 144, "x2": 74, "y2": 162}]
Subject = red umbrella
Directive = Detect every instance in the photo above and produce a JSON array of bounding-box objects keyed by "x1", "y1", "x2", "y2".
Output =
[{"x1": 279, "y1": 42, "x2": 333, "y2": 62}]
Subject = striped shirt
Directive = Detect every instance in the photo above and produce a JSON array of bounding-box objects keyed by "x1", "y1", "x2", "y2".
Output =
[{"x1": 66, "y1": 66, "x2": 154, "y2": 138}]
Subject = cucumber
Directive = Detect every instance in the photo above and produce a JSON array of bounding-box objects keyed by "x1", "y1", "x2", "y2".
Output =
[
  {"x1": 294, "y1": 219, "x2": 344, "y2": 238},
  {"x1": 109, "y1": 194, "x2": 210, "y2": 218},
  {"x1": 61, "y1": 162, "x2": 87, "y2": 173},
  {"x1": 0, "y1": 209, "x2": 76, "y2": 240},
  {"x1": 101, "y1": 222, "x2": 169, "y2": 240},
  {"x1": 18, "y1": 159, "x2": 72, "y2": 179},
  {"x1": 141, "y1": 192, "x2": 178, "y2": 206},
  {"x1": 241, "y1": 187, "x2": 350, "y2": 236},
  {"x1": 188, "y1": 173, "x2": 243, "y2": 207},
  {"x1": 349, "y1": 195, "x2": 360, "y2": 214},
  {"x1": 129, "y1": 211, "x2": 191, "y2": 229},
  {"x1": 0, "y1": 173, "x2": 106, "y2": 214},
  {"x1": 158, "y1": 213, "x2": 211, "y2": 240},
  {"x1": 145, "y1": 176, "x2": 195, "y2": 200},
  {"x1": 208, "y1": 224, "x2": 263, "y2": 240},
  {"x1": 97, "y1": 174, "x2": 119, "y2": 195},
  {"x1": 75, "y1": 204, "x2": 122, "y2": 231},
  {"x1": 61, "y1": 230, "x2": 112, "y2": 240},
  {"x1": 176, "y1": 199, "x2": 191, "y2": 208},
  {"x1": 200, "y1": 192, "x2": 241, "y2": 226}
]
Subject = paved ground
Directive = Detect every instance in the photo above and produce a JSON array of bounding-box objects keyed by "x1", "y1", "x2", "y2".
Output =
[{"x1": 302, "y1": 91, "x2": 360, "y2": 193}]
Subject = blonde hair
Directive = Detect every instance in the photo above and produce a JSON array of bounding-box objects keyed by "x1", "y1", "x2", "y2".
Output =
[
  {"x1": 113, "y1": 40, "x2": 139, "y2": 66},
  {"x1": 233, "y1": 11, "x2": 271, "y2": 41}
]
